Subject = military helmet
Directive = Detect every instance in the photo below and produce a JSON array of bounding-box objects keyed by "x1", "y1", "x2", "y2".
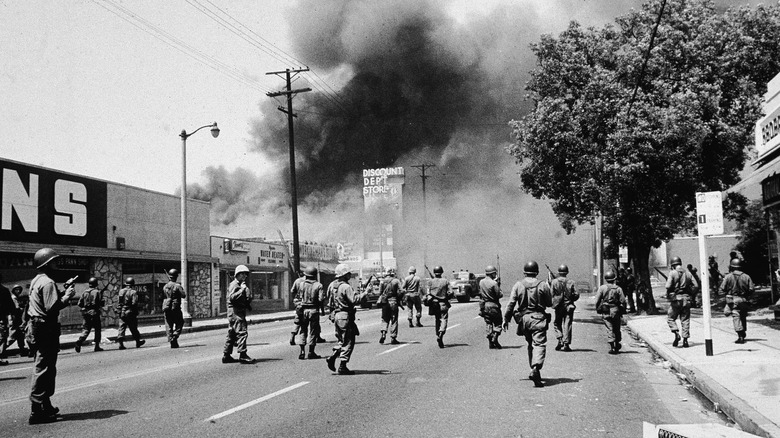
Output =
[
  {"x1": 523, "y1": 261, "x2": 539, "y2": 275},
  {"x1": 729, "y1": 258, "x2": 742, "y2": 270},
  {"x1": 558, "y1": 264, "x2": 569, "y2": 274},
  {"x1": 670, "y1": 256, "x2": 682, "y2": 267},
  {"x1": 604, "y1": 270, "x2": 616, "y2": 281},
  {"x1": 234, "y1": 265, "x2": 250, "y2": 276},
  {"x1": 386, "y1": 268, "x2": 396, "y2": 276},
  {"x1": 168, "y1": 268, "x2": 179, "y2": 277},
  {"x1": 34, "y1": 247, "x2": 60, "y2": 269},
  {"x1": 124, "y1": 277, "x2": 135, "y2": 286},
  {"x1": 88, "y1": 277, "x2": 98, "y2": 287},
  {"x1": 304, "y1": 266, "x2": 318, "y2": 278},
  {"x1": 408, "y1": 266, "x2": 416, "y2": 274},
  {"x1": 485, "y1": 265, "x2": 497, "y2": 275},
  {"x1": 433, "y1": 266, "x2": 444, "y2": 274},
  {"x1": 335, "y1": 264, "x2": 350, "y2": 278}
]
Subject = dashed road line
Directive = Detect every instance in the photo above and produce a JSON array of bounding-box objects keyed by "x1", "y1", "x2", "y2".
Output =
[
  {"x1": 0, "y1": 366, "x2": 32, "y2": 375},
  {"x1": 205, "y1": 381, "x2": 309, "y2": 422},
  {"x1": 376, "y1": 342, "x2": 419, "y2": 356}
]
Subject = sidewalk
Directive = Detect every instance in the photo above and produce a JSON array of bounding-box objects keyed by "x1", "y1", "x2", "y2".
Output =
[{"x1": 627, "y1": 284, "x2": 780, "y2": 438}]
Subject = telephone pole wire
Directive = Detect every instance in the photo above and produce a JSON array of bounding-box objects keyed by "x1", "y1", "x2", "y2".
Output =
[
  {"x1": 267, "y1": 68, "x2": 311, "y2": 275},
  {"x1": 411, "y1": 164, "x2": 435, "y2": 272}
]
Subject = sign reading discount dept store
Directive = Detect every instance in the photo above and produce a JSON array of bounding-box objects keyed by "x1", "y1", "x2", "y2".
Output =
[{"x1": 0, "y1": 159, "x2": 107, "y2": 247}]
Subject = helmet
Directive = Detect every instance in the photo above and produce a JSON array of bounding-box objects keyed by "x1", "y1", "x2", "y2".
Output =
[
  {"x1": 557, "y1": 264, "x2": 569, "y2": 275},
  {"x1": 729, "y1": 258, "x2": 742, "y2": 270},
  {"x1": 670, "y1": 256, "x2": 682, "y2": 267},
  {"x1": 604, "y1": 270, "x2": 616, "y2": 281},
  {"x1": 34, "y1": 248, "x2": 60, "y2": 269},
  {"x1": 408, "y1": 266, "x2": 416, "y2": 274},
  {"x1": 88, "y1": 277, "x2": 98, "y2": 287},
  {"x1": 523, "y1": 261, "x2": 539, "y2": 275},
  {"x1": 304, "y1": 266, "x2": 318, "y2": 278},
  {"x1": 433, "y1": 266, "x2": 444, "y2": 274},
  {"x1": 335, "y1": 264, "x2": 350, "y2": 278},
  {"x1": 485, "y1": 265, "x2": 497, "y2": 275},
  {"x1": 168, "y1": 268, "x2": 179, "y2": 277},
  {"x1": 124, "y1": 277, "x2": 135, "y2": 286},
  {"x1": 626, "y1": 267, "x2": 632, "y2": 273},
  {"x1": 386, "y1": 268, "x2": 396, "y2": 276},
  {"x1": 234, "y1": 265, "x2": 250, "y2": 276}
]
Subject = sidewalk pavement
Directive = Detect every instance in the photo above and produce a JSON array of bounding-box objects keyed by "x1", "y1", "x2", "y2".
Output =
[{"x1": 627, "y1": 284, "x2": 780, "y2": 438}]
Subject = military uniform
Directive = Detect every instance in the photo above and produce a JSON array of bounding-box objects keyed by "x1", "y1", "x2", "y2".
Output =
[
  {"x1": 116, "y1": 285, "x2": 145, "y2": 349},
  {"x1": 162, "y1": 279, "x2": 186, "y2": 348},
  {"x1": 426, "y1": 275, "x2": 454, "y2": 348},
  {"x1": 8, "y1": 286, "x2": 29, "y2": 356},
  {"x1": 719, "y1": 268, "x2": 754, "y2": 343},
  {"x1": 402, "y1": 271, "x2": 423, "y2": 327},
  {"x1": 223, "y1": 277, "x2": 252, "y2": 362},
  {"x1": 291, "y1": 277, "x2": 325, "y2": 359},
  {"x1": 665, "y1": 263, "x2": 697, "y2": 347},
  {"x1": 503, "y1": 273, "x2": 552, "y2": 387},
  {"x1": 326, "y1": 279, "x2": 342, "y2": 343},
  {"x1": 478, "y1": 275, "x2": 503, "y2": 349},
  {"x1": 595, "y1": 280, "x2": 627, "y2": 354},
  {"x1": 75, "y1": 285, "x2": 104, "y2": 352},
  {"x1": 327, "y1": 276, "x2": 366, "y2": 374},
  {"x1": 289, "y1": 276, "x2": 305, "y2": 346},
  {"x1": 550, "y1": 275, "x2": 579, "y2": 351},
  {"x1": 0, "y1": 283, "x2": 13, "y2": 359},
  {"x1": 379, "y1": 273, "x2": 403, "y2": 344}
]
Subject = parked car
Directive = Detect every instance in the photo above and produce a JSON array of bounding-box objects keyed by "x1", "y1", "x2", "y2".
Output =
[
  {"x1": 450, "y1": 271, "x2": 482, "y2": 303},
  {"x1": 359, "y1": 276, "x2": 382, "y2": 309}
]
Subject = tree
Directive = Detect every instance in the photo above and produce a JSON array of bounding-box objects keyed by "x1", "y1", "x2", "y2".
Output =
[
  {"x1": 734, "y1": 200, "x2": 774, "y2": 285},
  {"x1": 509, "y1": 0, "x2": 780, "y2": 313}
]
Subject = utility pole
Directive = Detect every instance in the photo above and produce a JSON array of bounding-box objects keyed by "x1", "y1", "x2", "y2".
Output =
[
  {"x1": 411, "y1": 164, "x2": 435, "y2": 271},
  {"x1": 267, "y1": 68, "x2": 311, "y2": 276}
]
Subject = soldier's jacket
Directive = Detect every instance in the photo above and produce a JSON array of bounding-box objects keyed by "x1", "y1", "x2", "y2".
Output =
[
  {"x1": 595, "y1": 283, "x2": 627, "y2": 315},
  {"x1": 116, "y1": 287, "x2": 140, "y2": 315},
  {"x1": 665, "y1": 267, "x2": 698, "y2": 297},
  {"x1": 331, "y1": 280, "x2": 365, "y2": 316},
  {"x1": 292, "y1": 278, "x2": 325, "y2": 311},
  {"x1": 550, "y1": 277, "x2": 579, "y2": 309},
  {"x1": 402, "y1": 274, "x2": 421, "y2": 295},
  {"x1": 227, "y1": 279, "x2": 252, "y2": 319},
  {"x1": 28, "y1": 273, "x2": 70, "y2": 321},
  {"x1": 78, "y1": 287, "x2": 104, "y2": 316},
  {"x1": 163, "y1": 281, "x2": 186, "y2": 311},
  {"x1": 479, "y1": 277, "x2": 502, "y2": 305},
  {"x1": 719, "y1": 270, "x2": 754, "y2": 298},
  {"x1": 504, "y1": 277, "x2": 552, "y2": 323},
  {"x1": 380, "y1": 277, "x2": 403, "y2": 301}
]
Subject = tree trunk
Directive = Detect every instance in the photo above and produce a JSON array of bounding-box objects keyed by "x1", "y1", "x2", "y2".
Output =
[{"x1": 632, "y1": 245, "x2": 658, "y2": 315}]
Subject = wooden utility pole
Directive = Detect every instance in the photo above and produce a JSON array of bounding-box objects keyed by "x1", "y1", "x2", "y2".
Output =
[
  {"x1": 411, "y1": 164, "x2": 435, "y2": 272},
  {"x1": 267, "y1": 68, "x2": 311, "y2": 275}
]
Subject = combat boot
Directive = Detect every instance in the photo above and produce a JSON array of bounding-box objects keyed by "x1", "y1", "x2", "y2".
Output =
[
  {"x1": 488, "y1": 334, "x2": 495, "y2": 349},
  {"x1": 379, "y1": 331, "x2": 386, "y2": 344},
  {"x1": 672, "y1": 331, "x2": 680, "y2": 347},
  {"x1": 298, "y1": 345, "x2": 306, "y2": 360},
  {"x1": 555, "y1": 340, "x2": 563, "y2": 351},
  {"x1": 136, "y1": 339, "x2": 145, "y2": 348},
  {"x1": 682, "y1": 338, "x2": 689, "y2": 348},
  {"x1": 326, "y1": 351, "x2": 339, "y2": 371},
  {"x1": 28, "y1": 403, "x2": 57, "y2": 425},
  {"x1": 337, "y1": 361, "x2": 355, "y2": 375},
  {"x1": 289, "y1": 332, "x2": 296, "y2": 346},
  {"x1": 74, "y1": 340, "x2": 82, "y2": 353},
  {"x1": 735, "y1": 331, "x2": 746, "y2": 344},
  {"x1": 307, "y1": 345, "x2": 321, "y2": 359},
  {"x1": 409, "y1": 319, "x2": 414, "y2": 328},
  {"x1": 239, "y1": 352, "x2": 253, "y2": 364},
  {"x1": 492, "y1": 333, "x2": 502, "y2": 349},
  {"x1": 94, "y1": 345, "x2": 104, "y2": 352},
  {"x1": 222, "y1": 354, "x2": 236, "y2": 363},
  {"x1": 437, "y1": 333, "x2": 444, "y2": 349},
  {"x1": 530, "y1": 366, "x2": 544, "y2": 387},
  {"x1": 415, "y1": 317, "x2": 423, "y2": 327},
  {"x1": 42, "y1": 399, "x2": 60, "y2": 416},
  {"x1": 562, "y1": 344, "x2": 572, "y2": 352},
  {"x1": 608, "y1": 342, "x2": 618, "y2": 355},
  {"x1": 118, "y1": 341, "x2": 126, "y2": 350}
]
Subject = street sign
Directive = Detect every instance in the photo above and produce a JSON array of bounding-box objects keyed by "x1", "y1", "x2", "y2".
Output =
[
  {"x1": 619, "y1": 246, "x2": 628, "y2": 264},
  {"x1": 695, "y1": 191, "x2": 724, "y2": 236}
]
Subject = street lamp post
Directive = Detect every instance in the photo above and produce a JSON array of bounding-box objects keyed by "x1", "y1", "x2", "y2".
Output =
[{"x1": 180, "y1": 122, "x2": 220, "y2": 327}]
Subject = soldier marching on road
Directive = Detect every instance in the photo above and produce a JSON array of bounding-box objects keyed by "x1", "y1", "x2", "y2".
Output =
[
  {"x1": 115, "y1": 277, "x2": 145, "y2": 350},
  {"x1": 425, "y1": 266, "x2": 454, "y2": 348},
  {"x1": 289, "y1": 274, "x2": 305, "y2": 346},
  {"x1": 379, "y1": 268, "x2": 404, "y2": 345},
  {"x1": 550, "y1": 264, "x2": 579, "y2": 352},
  {"x1": 665, "y1": 256, "x2": 697, "y2": 348},
  {"x1": 595, "y1": 270, "x2": 627, "y2": 354},
  {"x1": 7, "y1": 284, "x2": 30, "y2": 358},
  {"x1": 291, "y1": 266, "x2": 325, "y2": 360},
  {"x1": 479, "y1": 265, "x2": 503, "y2": 349},
  {"x1": 719, "y1": 258, "x2": 755, "y2": 344},
  {"x1": 223, "y1": 265, "x2": 254, "y2": 364},
  {"x1": 402, "y1": 266, "x2": 423, "y2": 328},
  {"x1": 503, "y1": 261, "x2": 552, "y2": 387},
  {"x1": 162, "y1": 268, "x2": 186, "y2": 349},
  {"x1": 0, "y1": 276, "x2": 14, "y2": 362},
  {"x1": 75, "y1": 277, "x2": 105, "y2": 353},
  {"x1": 326, "y1": 264, "x2": 366, "y2": 375}
]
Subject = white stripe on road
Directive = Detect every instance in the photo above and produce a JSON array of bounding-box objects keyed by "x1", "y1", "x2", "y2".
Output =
[
  {"x1": 376, "y1": 342, "x2": 420, "y2": 356},
  {"x1": 448, "y1": 323, "x2": 461, "y2": 330},
  {"x1": 204, "y1": 381, "x2": 309, "y2": 422},
  {"x1": 0, "y1": 366, "x2": 32, "y2": 375}
]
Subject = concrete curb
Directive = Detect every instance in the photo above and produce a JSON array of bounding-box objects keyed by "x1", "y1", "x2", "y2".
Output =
[{"x1": 626, "y1": 319, "x2": 780, "y2": 438}]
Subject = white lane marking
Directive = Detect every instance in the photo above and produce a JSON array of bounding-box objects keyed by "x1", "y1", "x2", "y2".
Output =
[
  {"x1": 0, "y1": 366, "x2": 32, "y2": 375},
  {"x1": 376, "y1": 342, "x2": 419, "y2": 356},
  {"x1": 448, "y1": 323, "x2": 462, "y2": 330},
  {"x1": 473, "y1": 316, "x2": 482, "y2": 319},
  {"x1": 204, "y1": 381, "x2": 309, "y2": 422}
]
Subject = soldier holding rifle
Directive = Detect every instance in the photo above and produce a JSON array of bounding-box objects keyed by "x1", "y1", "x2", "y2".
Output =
[
  {"x1": 223, "y1": 265, "x2": 253, "y2": 364},
  {"x1": 75, "y1": 277, "x2": 106, "y2": 353}
]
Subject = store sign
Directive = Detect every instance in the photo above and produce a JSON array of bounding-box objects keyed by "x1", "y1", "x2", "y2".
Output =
[
  {"x1": 0, "y1": 159, "x2": 107, "y2": 247},
  {"x1": 762, "y1": 173, "x2": 780, "y2": 207}
]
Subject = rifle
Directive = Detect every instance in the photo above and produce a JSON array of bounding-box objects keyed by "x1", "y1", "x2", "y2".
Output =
[
  {"x1": 424, "y1": 265, "x2": 434, "y2": 278},
  {"x1": 496, "y1": 254, "x2": 501, "y2": 287},
  {"x1": 545, "y1": 264, "x2": 557, "y2": 282}
]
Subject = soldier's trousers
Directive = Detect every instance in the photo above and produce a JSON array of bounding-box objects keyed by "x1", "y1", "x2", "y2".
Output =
[
  {"x1": 406, "y1": 293, "x2": 422, "y2": 321},
  {"x1": 224, "y1": 314, "x2": 248, "y2": 355},
  {"x1": 666, "y1": 296, "x2": 691, "y2": 338},
  {"x1": 164, "y1": 308, "x2": 183, "y2": 342},
  {"x1": 28, "y1": 318, "x2": 60, "y2": 405},
  {"x1": 0, "y1": 314, "x2": 8, "y2": 357},
  {"x1": 334, "y1": 312, "x2": 357, "y2": 363},
  {"x1": 118, "y1": 312, "x2": 142, "y2": 343},
  {"x1": 298, "y1": 308, "x2": 320, "y2": 346},
  {"x1": 483, "y1": 302, "x2": 502, "y2": 336},
  {"x1": 729, "y1": 296, "x2": 749, "y2": 334},
  {"x1": 8, "y1": 311, "x2": 26, "y2": 350},
  {"x1": 553, "y1": 305, "x2": 575, "y2": 345},
  {"x1": 77, "y1": 313, "x2": 101, "y2": 345},
  {"x1": 433, "y1": 302, "x2": 450, "y2": 335},
  {"x1": 380, "y1": 300, "x2": 399, "y2": 339},
  {"x1": 625, "y1": 289, "x2": 636, "y2": 311},
  {"x1": 521, "y1": 313, "x2": 547, "y2": 370},
  {"x1": 602, "y1": 310, "x2": 622, "y2": 343}
]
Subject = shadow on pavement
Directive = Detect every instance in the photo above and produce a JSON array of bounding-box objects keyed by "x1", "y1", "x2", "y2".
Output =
[
  {"x1": 60, "y1": 409, "x2": 129, "y2": 421},
  {"x1": 246, "y1": 342, "x2": 269, "y2": 347},
  {"x1": 351, "y1": 370, "x2": 391, "y2": 375},
  {"x1": 0, "y1": 376, "x2": 26, "y2": 382},
  {"x1": 542, "y1": 377, "x2": 581, "y2": 387},
  {"x1": 556, "y1": 348, "x2": 596, "y2": 353},
  {"x1": 178, "y1": 343, "x2": 206, "y2": 348},
  {"x1": 442, "y1": 343, "x2": 469, "y2": 348},
  {"x1": 497, "y1": 345, "x2": 525, "y2": 349}
]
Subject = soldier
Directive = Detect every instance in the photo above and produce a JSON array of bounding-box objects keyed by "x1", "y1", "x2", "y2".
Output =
[
  {"x1": 75, "y1": 277, "x2": 105, "y2": 353},
  {"x1": 479, "y1": 265, "x2": 503, "y2": 349},
  {"x1": 222, "y1": 265, "x2": 253, "y2": 364},
  {"x1": 425, "y1": 266, "x2": 454, "y2": 348},
  {"x1": 115, "y1": 277, "x2": 146, "y2": 350},
  {"x1": 289, "y1": 274, "x2": 305, "y2": 346},
  {"x1": 595, "y1": 270, "x2": 627, "y2": 354},
  {"x1": 665, "y1": 256, "x2": 697, "y2": 348},
  {"x1": 291, "y1": 266, "x2": 325, "y2": 360},
  {"x1": 162, "y1": 268, "x2": 186, "y2": 349},
  {"x1": 325, "y1": 276, "x2": 342, "y2": 344},
  {"x1": 378, "y1": 268, "x2": 404, "y2": 345},
  {"x1": 550, "y1": 264, "x2": 579, "y2": 352},
  {"x1": 0, "y1": 276, "x2": 13, "y2": 361},
  {"x1": 325, "y1": 264, "x2": 367, "y2": 375},
  {"x1": 624, "y1": 267, "x2": 637, "y2": 313},
  {"x1": 402, "y1": 266, "x2": 423, "y2": 328},
  {"x1": 26, "y1": 248, "x2": 77, "y2": 424},
  {"x1": 719, "y1": 258, "x2": 754, "y2": 344},
  {"x1": 7, "y1": 284, "x2": 30, "y2": 357}
]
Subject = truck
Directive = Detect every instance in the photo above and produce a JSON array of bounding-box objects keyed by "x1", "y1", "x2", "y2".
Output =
[{"x1": 450, "y1": 270, "x2": 482, "y2": 303}]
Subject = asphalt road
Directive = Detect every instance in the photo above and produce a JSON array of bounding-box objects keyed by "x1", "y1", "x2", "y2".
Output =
[{"x1": 0, "y1": 296, "x2": 731, "y2": 437}]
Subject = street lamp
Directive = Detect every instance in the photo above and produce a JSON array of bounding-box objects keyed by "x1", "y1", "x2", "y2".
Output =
[{"x1": 179, "y1": 122, "x2": 219, "y2": 327}]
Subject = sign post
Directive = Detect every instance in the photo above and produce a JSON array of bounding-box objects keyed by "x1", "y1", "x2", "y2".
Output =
[{"x1": 695, "y1": 191, "x2": 724, "y2": 356}]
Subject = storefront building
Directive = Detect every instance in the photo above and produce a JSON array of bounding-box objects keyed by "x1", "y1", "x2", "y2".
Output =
[{"x1": 0, "y1": 158, "x2": 215, "y2": 327}]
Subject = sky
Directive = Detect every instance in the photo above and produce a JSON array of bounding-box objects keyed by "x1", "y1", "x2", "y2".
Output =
[{"x1": 1, "y1": 0, "x2": 767, "y2": 280}]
